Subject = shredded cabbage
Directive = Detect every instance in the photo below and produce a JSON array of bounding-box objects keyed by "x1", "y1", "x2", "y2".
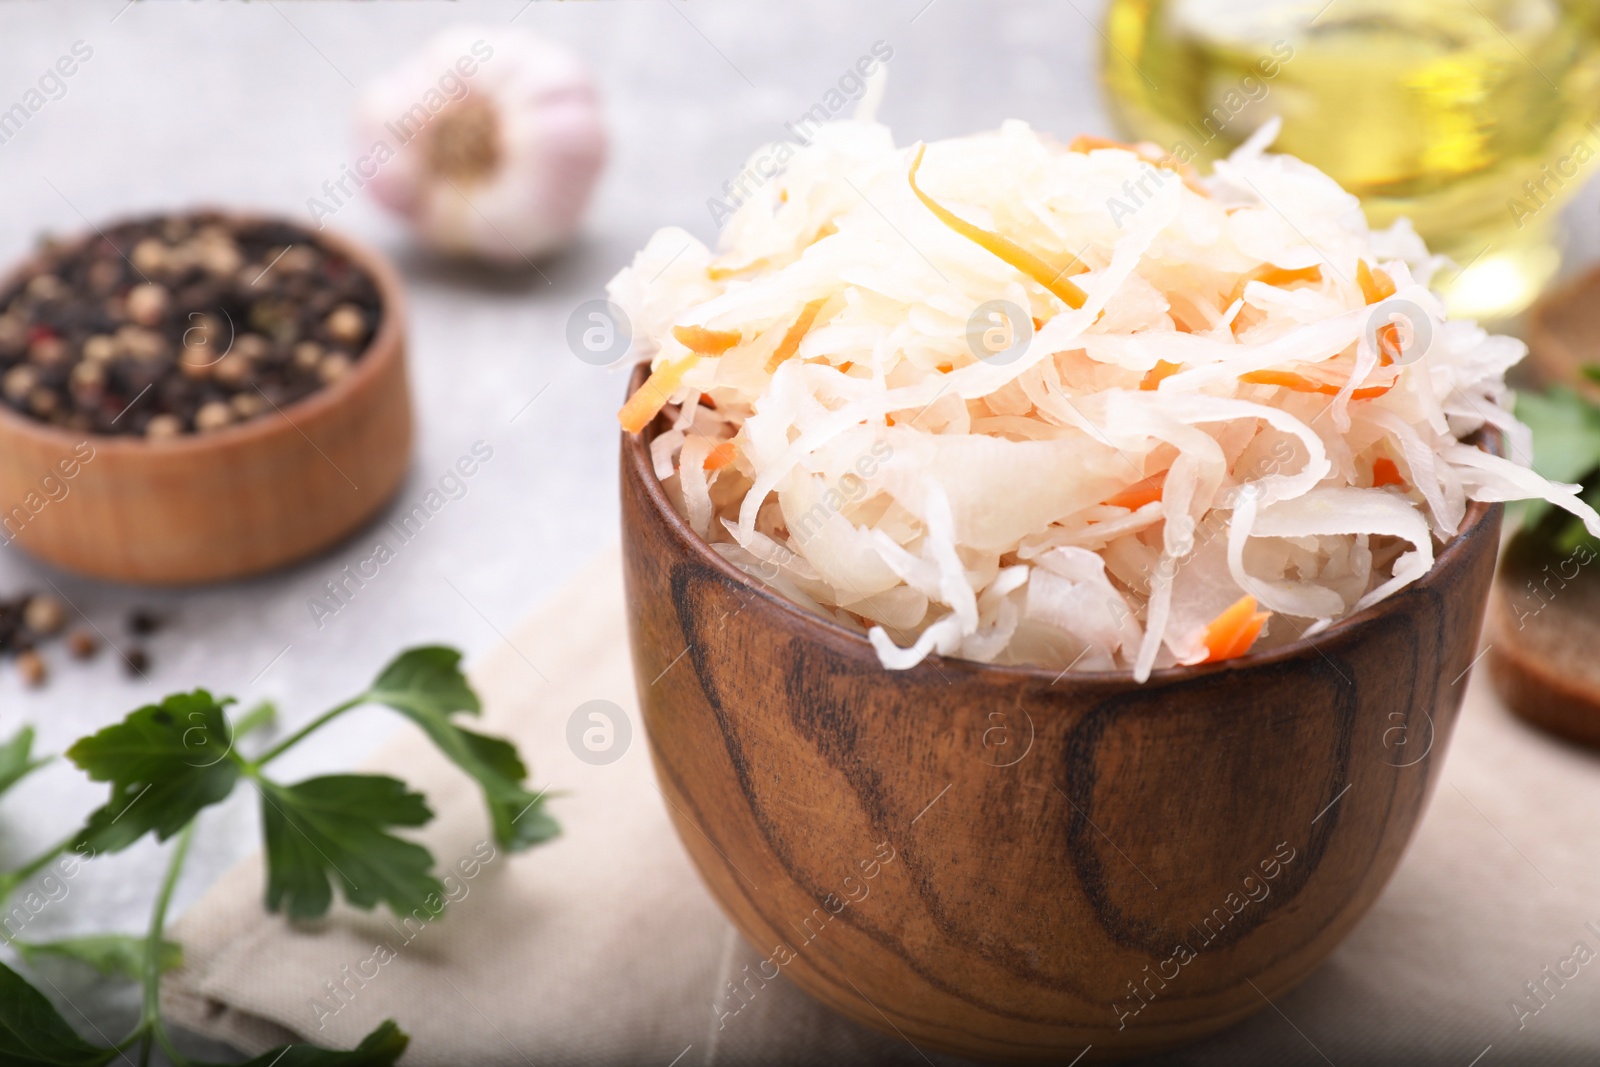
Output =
[{"x1": 612, "y1": 118, "x2": 1600, "y2": 681}]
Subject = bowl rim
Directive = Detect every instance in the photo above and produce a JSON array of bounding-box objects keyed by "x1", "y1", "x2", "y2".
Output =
[
  {"x1": 0, "y1": 208, "x2": 407, "y2": 455},
  {"x1": 622, "y1": 362, "x2": 1502, "y2": 685}
]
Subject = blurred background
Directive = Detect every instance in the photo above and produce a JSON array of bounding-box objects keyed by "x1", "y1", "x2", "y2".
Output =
[{"x1": 3, "y1": 0, "x2": 1600, "y2": 1061}]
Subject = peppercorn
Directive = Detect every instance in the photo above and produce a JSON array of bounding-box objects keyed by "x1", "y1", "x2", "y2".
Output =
[
  {"x1": 126, "y1": 282, "x2": 169, "y2": 327},
  {"x1": 69, "y1": 360, "x2": 105, "y2": 401},
  {"x1": 128, "y1": 608, "x2": 162, "y2": 636},
  {"x1": 212, "y1": 354, "x2": 251, "y2": 386},
  {"x1": 131, "y1": 238, "x2": 168, "y2": 275},
  {"x1": 234, "y1": 334, "x2": 270, "y2": 361},
  {"x1": 22, "y1": 594, "x2": 65, "y2": 636},
  {"x1": 124, "y1": 647, "x2": 150, "y2": 677},
  {"x1": 230, "y1": 392, "x2": 266, "y2": 420},
  {"x1": 28, "y1": 335, "x2": 68, "y2": 367},
  {"x1": 145, "y1": 414, "x2": 183, "y2": 440},
  {"x1": 87, "y1": 258, "x2": 121, "y2": 295},
  {"x1": 318, "y1": 352, "x2": 352, "y2": 384},
  {"x1": 82, "y1": 334, "x2": 117, "y2": 362},
  {"x1": 325, "y1": 304, "x2": 367, "y2": 346},
  {"x1": 179, "y1": 346, "x2": 215, "y2": 379},
  {"x1": 197, "y1": 238, "x2": 242, "y2": 277},
  {"x1": 3, "y1": 366, "x2": 37, "y2": 403},
  {"x1": 16, "y1": 650, "x2": 45, "y2": 687},
  {"x1": 194, "y1": 401, "x2": 233, "y2": 432},
  {"x1": 0, "y1": 315, "x2": 23, "y2": 353},
  {"x1": 26, "y1": 388, "x2": 59, "y2": 418},
  {"x1": 117, "y1": 325, "x2": 167, "y2": 362},
  {"x1": 26, "y1": 274, "x2": 63, "y2": 301},
  {"x1": 67, "y1": 629, "x2": 98, "y2": 659}
]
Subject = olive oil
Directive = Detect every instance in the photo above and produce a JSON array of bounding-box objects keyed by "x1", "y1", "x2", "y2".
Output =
[{"x1": 1102, "y1": 0, "x2": 1600, "y2": 319}]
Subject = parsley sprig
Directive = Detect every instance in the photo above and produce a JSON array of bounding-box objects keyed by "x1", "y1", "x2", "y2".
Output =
[
  {"x1": 1515, "y1": 385, "x2": 1600, "y2": 553},
  {"x1": 0, "y1": 646, "x2": 558, "y2": 1066}
]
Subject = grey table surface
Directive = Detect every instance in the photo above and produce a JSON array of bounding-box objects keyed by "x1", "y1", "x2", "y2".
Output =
[{"x1": 0, "y1": 1, "x2": 1596, "y2": 1064}]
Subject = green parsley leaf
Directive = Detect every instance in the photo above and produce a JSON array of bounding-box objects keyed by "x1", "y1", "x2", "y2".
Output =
[
  {"x1": 365, "y1": 647, "x2": 559, "y2": 852},
  {"x1": 366, "y1": 646, "x2": 480, "y2": 718},
  {"x1": 0, "y1": 956, "x2": 406, "y2": 1067},
  {"x1": 1516, "y1": 386, "x2": 1600, "y2": 485},
  {"x1": 259, "y1": 775, "x2": 442, "y2": 921},
  {"x1": 12, "y1": 935, "x2": 181, "y2": 981},
  {"x1": 225, "y1": 1020, "x2": 409, "y2": 1067},
  {"x1": 0, "y1": 726, "x2": 49, "y2": 800},
  {"x1": 66, "y1": 692, "x2": 242, "y2": 854},
  {"x1": 0, "y1": 958, "x2": 116, "y2": 1066}
]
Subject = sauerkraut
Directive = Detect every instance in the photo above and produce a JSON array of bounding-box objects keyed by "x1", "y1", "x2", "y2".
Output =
[{"x1": 612, "y1": 117, "x2": 1600, "y2": 680}]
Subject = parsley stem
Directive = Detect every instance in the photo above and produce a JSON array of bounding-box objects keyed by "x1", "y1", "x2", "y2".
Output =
[
  {"x1": 252, "y1": 695, "x2": 364, "y2": 768},
  {"x1": 233, "y1": 700, "x2": 279, "y2": 741},
  {"x1": 0, "y1": 833, "x2": 74, "y2": 903},
  {"x1": 140, "y1": 820, "x2": 196, "y2": 1067}
]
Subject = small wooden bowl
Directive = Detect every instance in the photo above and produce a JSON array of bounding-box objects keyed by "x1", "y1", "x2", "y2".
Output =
[
  {"x1": 621, "y1": 369, "x2": 1502, "y2": 1062},
  {"x1": 1484, "y1": 550, "x2": 1600, "y2": 748},
  {"x1": 1527, "y1": 263, "x2": 1600, "y2": 402},
  {"x1": 1491, "y1": 269, "x2": 1600, "y2": 744},
  {"x1": 0, "y1": 217, "x2": 413, "y2": 584}
]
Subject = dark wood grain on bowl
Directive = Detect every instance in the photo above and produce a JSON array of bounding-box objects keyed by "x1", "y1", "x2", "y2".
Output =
[{"x1": 621, "y1": 366, "x2": 1501, "y2": 1061}]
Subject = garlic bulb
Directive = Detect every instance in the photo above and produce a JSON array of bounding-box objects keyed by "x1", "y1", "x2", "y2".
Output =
[{"x1": 354, "y1": 27, "x2": 606, "y2": 265}]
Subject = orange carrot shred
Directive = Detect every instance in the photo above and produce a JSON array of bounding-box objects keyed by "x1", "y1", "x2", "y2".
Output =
[
  {"x1": 1069, "y1": 134, "x2": 1139, "y2": 154},
  {"x1": 1240, "y1": 369, "x2": 1394, "y2": 401},
  {"x1": 1140, "y1": 360, "x2": 1182, "y2": 390},
  {"x1": 1222, "y1": 612, "x2": 1271, "y2": 660},
  {"x1": 699, "y1": 392, "x2": 717, "y2": 410},
  {"x1": 618, "y1": 355, "x2": 699, "y2": 434},
  {"x1": 1359, "y1": 259, "x2": 1404, "y2": 366},
  {"x1": 1229, "y1": 264, "x2": 1323, "y2": 304},
  {"x1": 763, "y1": 298, "x2": 830, "y2": 374},
  {"x1": 1375, "y1": 321, "x2": 1405, "y2": 366},
  {"x1": 1104, "y1": 473, "x2": 1165, "y2": 510},
  {"x1": 1371, "y1": 457, "x2": 1406, "y2": 488},
  {"x1": 1202, "y1": 594, "x2": 1272, "y2": 663},
  {"x1": 838, "y1": 361, "x2": 854, "y2": 373},
  {"x1": 1258, "y1": 265, "x2": 1323, "y2": 287},
  {"x1": 708, "y1": 258, "x2": 768, "y2": 282},
  {"x1": 1356, "y1": 259, "x2": 1397, "y2": 305},
  {"x1": 1066, "y1": 135, "x2": 1206, "y2": 195},
  {"x1": 908, "y1": 143, "x2": 1087, "y2": 309},
  {"x1": 704, "y1": 440, "x2": 737, "y2": 471},
  {"x1": 672, "y1": 324, "x2": 742, "y2": 356}
]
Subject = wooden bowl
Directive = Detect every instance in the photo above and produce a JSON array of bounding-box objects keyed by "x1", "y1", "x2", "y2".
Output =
[
  {"x1": 1491, "y1": 270, "x2": 1600, "y2": 744},
  {"x1": 0, "y1": 217, "x2": 412, "y2": 584},
  {"x1": 1484, "y1": 540, "x2": 1600, "y2": 748},
  {"x1": 1527, "y1": 263, "x2": 1600, "y2": 402},
  {"x1": 620, "y1": 369, "x2": 1503, "y2": 1062}
]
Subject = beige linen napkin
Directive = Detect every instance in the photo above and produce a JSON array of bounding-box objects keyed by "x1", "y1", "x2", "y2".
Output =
[{"x1": 166, "y1": 546, "x2": 1600, "y2": 1065}]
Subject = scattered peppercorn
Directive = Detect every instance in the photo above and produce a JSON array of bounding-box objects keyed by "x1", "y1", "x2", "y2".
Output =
[
  {"x1": 0, "y1": 214, "x2": 383, "y2": 437},
  {"x1": 16, "y1": 650, "x2": 45, "y2": 688},
  {"x1": 67, "y1": 629, "x2": 98, "y2": 659},
  {"x1": 124, "y1": 647, "x2": 150, "y2": 677},
  {"x1": 128, "y1": 608, "x2": 163, "y2": 636},
  {"x1": 0, "y1": 591, "x2": 72, "y2": 655},
  {"x1": 22, "y1": 594, "x2": 65, "y2": 636}
]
